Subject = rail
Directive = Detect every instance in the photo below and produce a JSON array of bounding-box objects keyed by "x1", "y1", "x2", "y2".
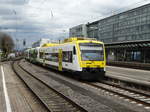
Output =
[{"x1": 12, "y1": 61, "x2": 87, "y2": 112}]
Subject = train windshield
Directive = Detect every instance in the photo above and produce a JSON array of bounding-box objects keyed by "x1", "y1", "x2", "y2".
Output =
[{"x1": 79, "y1": 43, "x2": 104, "y2": 61}]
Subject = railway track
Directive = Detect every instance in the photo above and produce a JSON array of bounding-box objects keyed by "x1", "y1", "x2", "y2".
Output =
[
  {"x1": 86, "y1": 82, "x2": 150, "y2": 108},
  {"x1": 12, "y1": 61, "x2": 87, "y2": 112},
  {"x1": 20, "y1": 60, "x2": 150, "y2": 110}
]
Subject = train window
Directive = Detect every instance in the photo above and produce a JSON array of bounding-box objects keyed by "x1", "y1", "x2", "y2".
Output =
[
  {"x1": 81, "y1": 50, "x2": 104, "y2": 61},
  {"x1": 63, "y1": 51, "x2": 72, "y2": 63},
  {"x1": 73, "y1": 46, "x2": 76, "y2": 55},
  {"x1": 29, "y1": 51, "x2": 34, "y2": 58},
  {"x1": 51, "y1": 53, "x2": 58, "y2": 62},
  {"x1": 39, "y1": 52, "x2": 42, "y2": 58},
  {"x1": 45, "y1": 53, "x2": 58, "y2": 62},
  {"x1": 79, "y1": 43, "x2": 104, "y2": 61},
  {"x1": 34, "y1": 50, "x2": 38, "y2": 58}
]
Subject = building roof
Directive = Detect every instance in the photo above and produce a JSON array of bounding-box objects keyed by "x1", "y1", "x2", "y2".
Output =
[
  {"x1": 69, "y1": 24, "x2": 85, "y2": 29},
  {"x1": 105, "y1": 39, "x2": 150, "y2": 48},
  {"x1": 87, "y1": 3, "x2": 150, "y2": 25}
]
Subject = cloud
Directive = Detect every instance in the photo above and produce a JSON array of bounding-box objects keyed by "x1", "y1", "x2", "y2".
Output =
[
  {"x1": 0, "y1": 0, "x2": 150, "y2": 49},
  {"x1": 0, "y1": 0, "x2": 29, "y2": 5}
]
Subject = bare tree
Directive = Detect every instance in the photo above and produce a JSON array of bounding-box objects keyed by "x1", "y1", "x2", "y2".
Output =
[{"x1": 0, "y1": 32, "x2": 14, "y2": 56}]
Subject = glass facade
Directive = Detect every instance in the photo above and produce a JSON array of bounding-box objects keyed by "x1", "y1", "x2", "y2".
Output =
[
  {"x1": 105, "y1": 41, "x2": 150, "y2": 63},
  {"x1": 87, "y1": 4, "x2": 150, "y2": 43},
  {"x1": 87, "y1": 21, "x2": 98, "y2": 39},
  {"x1": 69, "y1": 24, "x2": 87, "y2": 37}
]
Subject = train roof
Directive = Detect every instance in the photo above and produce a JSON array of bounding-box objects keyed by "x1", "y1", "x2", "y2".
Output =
[
  {"x1": 42, "y1": 43, "x2": 59, "y2": 47},
  {"x1": 62, "y1": 37, "x2": 104, "y2": 44},
  {"x1": 39, "y1": 37, "x2": 104, "y2": 50}
]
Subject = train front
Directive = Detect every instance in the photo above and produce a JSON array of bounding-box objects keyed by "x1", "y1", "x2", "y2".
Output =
[{"x1": 78, "y1": 41, "x2": 106, "y2": 80}]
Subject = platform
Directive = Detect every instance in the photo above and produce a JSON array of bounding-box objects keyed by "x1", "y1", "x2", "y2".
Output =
[
  {"x1": 106, "y1": 66, "x2": 150, "y2": 86},
  {"x1": 0, "y1": 62, "x2": 48, "y2": 112}
]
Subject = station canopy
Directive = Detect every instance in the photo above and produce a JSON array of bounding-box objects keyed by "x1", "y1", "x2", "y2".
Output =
[{"x1": 105, "y1": 40, "x2": 150, "y2": 48}]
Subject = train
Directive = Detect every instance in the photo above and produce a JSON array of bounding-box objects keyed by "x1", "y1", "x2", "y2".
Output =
[{"x1": 25, "y1": 37, "x2": 106, "y2": 80}]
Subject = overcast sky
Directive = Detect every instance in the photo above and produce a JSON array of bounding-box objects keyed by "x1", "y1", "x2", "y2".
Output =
[{"x1": 0, "y1": 0, "x2": 150, "y2": 48}]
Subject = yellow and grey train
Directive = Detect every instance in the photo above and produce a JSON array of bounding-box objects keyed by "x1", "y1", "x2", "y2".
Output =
[{"x1": 25, "y1": 37, "x2": 106, "y2": 80}]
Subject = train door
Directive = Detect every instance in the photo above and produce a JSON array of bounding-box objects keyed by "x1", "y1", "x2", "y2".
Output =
[
  {"x1": 73, "y1": 46, "x2": 76, "y2": 63},
  {"x1": 58, "y1": 49, "x2": 63, "y2": 71}
]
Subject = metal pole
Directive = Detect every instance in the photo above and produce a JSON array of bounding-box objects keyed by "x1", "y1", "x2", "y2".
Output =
[{"x1": 13, "y1": 10, "x2": 17, "y2": 51}]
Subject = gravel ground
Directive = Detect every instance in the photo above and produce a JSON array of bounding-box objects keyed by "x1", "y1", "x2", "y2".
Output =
[
  {"x1": 1, "y1": 62, "x2": 49, "y2": 112},
  {"x1": 21, "y1": 62, "x2": 113, "y2": 112},
  {"x1": 21, "y1": 60, "x2": 150, "y2": 112}
]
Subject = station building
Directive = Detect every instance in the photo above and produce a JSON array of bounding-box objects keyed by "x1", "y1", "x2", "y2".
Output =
[
  {"x1": 69, "y1": 3, "x2": 150, "y2": 65},
  {"x1": 69, "y1": 24, "x2": 87, "y2": 37}
]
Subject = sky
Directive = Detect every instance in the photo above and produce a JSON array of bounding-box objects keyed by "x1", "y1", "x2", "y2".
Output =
[{"x1": 0, "y1": 0, "x2": 150, "y2": 49}]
